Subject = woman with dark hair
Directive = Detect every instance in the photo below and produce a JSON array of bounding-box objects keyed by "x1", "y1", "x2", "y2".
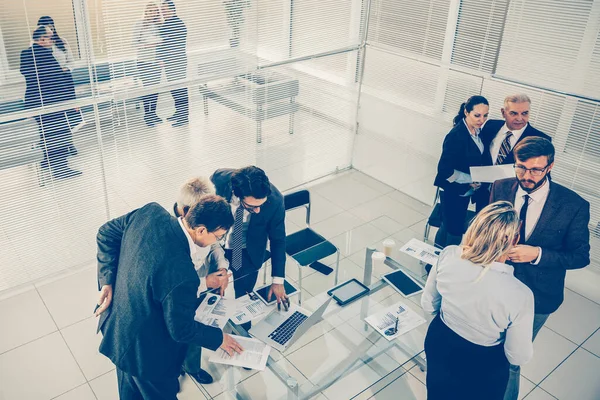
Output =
[
  {"x1": 433, "y1": 95, "x2": 491, "y2": 247},
  {"x1": 37, "y1": 16, "x2": 84, "y2": 154}
]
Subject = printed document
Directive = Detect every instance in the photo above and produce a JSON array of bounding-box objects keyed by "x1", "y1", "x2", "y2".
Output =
[
  {"x1": 195, "y1": 294, "x2": 234, "y2": 330},
  {"x1": 209, "y1": 335, "x2": 271, "y2": 370},
  {"x1": 365, "y1": 302, "x2": 426, "y2": 341},
  {"x1": 470, "y1": 164, "x2": 514, "y2": 183},
  {"x1": 230, "y1": 294, "x2": 268, "y2": 325},
  {"x1": 400, "y1": 238, "x2": 440, "y2": 265}
]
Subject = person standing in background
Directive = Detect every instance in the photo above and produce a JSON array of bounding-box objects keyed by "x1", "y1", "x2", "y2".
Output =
[
  {"x1": 133, "y1": 2, "x2": 163, "y2": 127},
  {"x1": 433, "y1": 95, "x2": 491, "y2": 247},
  {"x1": 158, "y1": 0, "x2": 189, "y2": 127},
  {"x1": 20, "y1": 25, "x2": 81, "y2": 179},
  {"x1": 37, "y1": 15, "x2": 83, "y2": 155}
]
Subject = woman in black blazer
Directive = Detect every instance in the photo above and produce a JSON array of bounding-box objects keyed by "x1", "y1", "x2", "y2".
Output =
[{"x1": 434, "y1": 95, "x2": 490, "y2": 247}]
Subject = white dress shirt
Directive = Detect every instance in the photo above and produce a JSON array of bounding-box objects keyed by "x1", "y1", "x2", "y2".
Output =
[
  {"x1": 421, "y1": 246, "x2": 535, "y2": 366},
  {"x1": 514, "y1": 178, "x2": 550, "y2": 264},
  {"x1": 489, "y1": 123, "x2": 528, "y2": 165}
]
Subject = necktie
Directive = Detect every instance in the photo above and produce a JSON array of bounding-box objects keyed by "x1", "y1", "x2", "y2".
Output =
[
  {"x1": 496, "y1": 131, "x2": 514, "y2": 165},
  {"x1": 230, "y1": 205, "x2": 245, "y2": 271},
  {"x1": 519, "y1": 194, "x2": 530, "y2": 242}
]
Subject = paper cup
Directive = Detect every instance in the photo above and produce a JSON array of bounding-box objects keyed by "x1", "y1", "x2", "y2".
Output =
[{"x1": 383, "y1": 239, "x2": 396, "y2": 257}]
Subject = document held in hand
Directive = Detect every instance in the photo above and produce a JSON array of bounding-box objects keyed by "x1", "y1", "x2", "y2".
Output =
[
  {"x1": 209, "y1": 335, "x2": 271, "y2": 370},
  {"x1": 469, "y1": 164, "x2": 515, "y2": 183}
]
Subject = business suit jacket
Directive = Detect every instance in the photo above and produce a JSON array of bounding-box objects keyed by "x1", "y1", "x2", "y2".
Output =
[
  {"x1": 96, "y1": 202, "x2": 223, "y2": 381},
  {"x1": 20, "y1": 44, "x2": 72, "y2": 109},
  {"x1": 157, "y1": 16, "x2": 187, "y2": 79},
  {"x1": 211, "y1": 168, "x2": 286, "y2": 278},
  {"x1": 434, "y1": 121, "x2": 489, "y2": 196},
  {"x1": 490, "y1": 178, "x2": 590, "y2": 314},
  {"x1": 480, "y1": 119, "x2": 552, "y2": 165}
]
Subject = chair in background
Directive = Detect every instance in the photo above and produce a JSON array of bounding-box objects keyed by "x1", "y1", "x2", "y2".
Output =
[{"x1": 284, "y1": 189, "x2": 340, "y2": 304}]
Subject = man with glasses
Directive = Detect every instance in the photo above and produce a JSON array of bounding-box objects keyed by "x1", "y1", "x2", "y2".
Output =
[
  {"x1": 481, "y1": 94, "x2": 551, "y2": 167},
  {"x1": 94, "y1": 197, "x2": 243, "y2": 399},
  {"x1": 490, "y1": 137, "x2": 590, "y2": 400},
  {"x1": 211, "y1": 166, "x2": 289, "y2": 312}
]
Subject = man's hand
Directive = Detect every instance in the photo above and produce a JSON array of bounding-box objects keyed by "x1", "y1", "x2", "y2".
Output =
[
  {"x1": 220, "y1": 333, "x2": 244, "y2": 356},
  {"x1": 268, "y1": 283, "x2": 289, "y2": 311},
  {"x1": 470, "y1": 182, "x2": 482, "y2": 190},
  {"x1": 205, "y1": 269, "x2": 229, "y2": 296},
  {"x1": 95, "y1": 284, "x2": 113, "y2": 317},
  {"x1": 508, "y1": 245, "x2": 540, "y2": 263}
]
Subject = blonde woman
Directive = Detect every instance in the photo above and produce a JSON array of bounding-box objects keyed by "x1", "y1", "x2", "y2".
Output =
[
  {"x1": 421, "y1": 201, "x2": 534, "y2": 400},
  {"x1": 133, "y1": 2, "x2": 163, "y2": 126}
]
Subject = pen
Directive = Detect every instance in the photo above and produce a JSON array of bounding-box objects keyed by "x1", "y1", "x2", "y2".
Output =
[
  {"x1": 394, "y1": 315, "x2": 399, "y2": 333},
  {"x1": 93, "y1": 304, "x2": 100, "y2": 314}
]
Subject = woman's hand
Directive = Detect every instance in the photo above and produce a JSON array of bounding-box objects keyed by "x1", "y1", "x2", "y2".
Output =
[{"x1": 469, "y1": 182, "x2": 481, "y2": 190}]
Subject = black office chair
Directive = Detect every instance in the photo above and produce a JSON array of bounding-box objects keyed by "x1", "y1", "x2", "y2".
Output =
[
  {"x1": 284, "y1": 190, "x2": 340, "y2": 304},
  {"x1": 423, "y1": 187, "x2": 476, "y2": 245}
]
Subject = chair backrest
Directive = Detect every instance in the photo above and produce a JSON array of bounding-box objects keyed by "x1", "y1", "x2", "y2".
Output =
[{"x1": 283, "y1": 189, "x2": 311, "y2": 225}]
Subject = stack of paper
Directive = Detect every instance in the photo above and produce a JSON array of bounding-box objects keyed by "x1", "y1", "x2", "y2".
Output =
[{"x1": 400, "y1": 238, "x2": 441, "y2": 265}]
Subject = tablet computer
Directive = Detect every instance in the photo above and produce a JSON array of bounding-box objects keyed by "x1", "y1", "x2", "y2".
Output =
[
  {"x1": 254, "y1": 280, "x2": 299, "y2": 305},
  {"x1": 327, "y1": 278, "x2": 370, "y2": 306},
  {"x1": 382, "y1": 269, "x2": 423, "y2": 298}
]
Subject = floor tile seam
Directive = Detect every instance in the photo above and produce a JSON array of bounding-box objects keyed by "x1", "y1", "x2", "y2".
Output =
[
  {"x1": 534, "y1": 344, "x2": 580, "y2": 391},
  {"x1": 0, "y1": 329, "x2": 59, "y2": 356},
  {"x1": 349, "y1": 364, "x2": 411, "y2": 400},
  {"x1": 564, "y1": 287, "x2": 600, "y2": 308},
  {"x1": 49, "y1": 382, "x2": 98, "y2": 400}
]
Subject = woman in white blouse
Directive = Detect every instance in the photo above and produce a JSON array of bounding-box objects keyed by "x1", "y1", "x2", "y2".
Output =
[{"x1": 421, "y1": 201, "x2": 534, "y2": 400}]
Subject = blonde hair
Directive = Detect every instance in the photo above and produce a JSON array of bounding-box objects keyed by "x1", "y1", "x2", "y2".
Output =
[
  {"x1": 461, "y1": 201, "x2": 520, "y2": 282},
  {"x1": 177, "y1": 177, "x2": 216, "y2": 210},
  {"x1": 504, "y1": 94, "x2": 531, "y2": 108}
]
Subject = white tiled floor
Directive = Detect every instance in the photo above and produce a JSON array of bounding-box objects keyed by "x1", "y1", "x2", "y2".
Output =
[{"x1": 0, "y1": 171, "x2": 600, "y2": 399}]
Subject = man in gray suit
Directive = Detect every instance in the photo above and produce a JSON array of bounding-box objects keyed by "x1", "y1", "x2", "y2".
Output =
[
  {"x1": 490, "y1": 137, "x2": 590, "y2": 400},
  {"x1": 95, "y1": 196, "x2": 243, "y2": 399}
]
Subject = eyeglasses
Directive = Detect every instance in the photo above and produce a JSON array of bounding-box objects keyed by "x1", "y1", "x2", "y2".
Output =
[
  {"x1": 513, "y1": 164, "x2": 549, "y2": 177},
  {"x1": 211, "y1": 231, "x2": 226, "y2": 242},
  {"x1": 241, "y1": 199, "x2": 262, "y2": 213}
]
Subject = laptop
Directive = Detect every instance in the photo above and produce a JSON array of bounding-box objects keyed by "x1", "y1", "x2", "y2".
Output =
[{"x1": 249, "y1": 296, "x2": 333, "y2": 352}]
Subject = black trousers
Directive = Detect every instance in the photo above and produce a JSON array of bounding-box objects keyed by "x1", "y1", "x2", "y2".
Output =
[
  {"x1": 116, "y1": 368, "x2": 179, "y2": 400},
  {"x1": 425, "y1": 315, "x2": 509, "y2": 400},
  {"x1": 35, "y1": 112, "x2": 70, "y2": 172},
  {"x1": 165, "y1": 66, "x2": 188, "y2": 120},
  {"x1": 435, "y1": 187, "x2": 489, "y2": 247},
  {"x1": 137, "y1": 61, "x2": 161, "y2": 119}
]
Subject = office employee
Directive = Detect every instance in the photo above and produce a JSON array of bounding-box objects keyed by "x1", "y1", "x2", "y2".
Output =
[
  {"x1": 95, "y1": 197, "x2": 242, "y2": 398},
  {"x1": 434, "y1": 95, "x2": 491, "y2": 247},
  {"x1": 490, "y1": 137, "x2": 590, "y2": 400},
  {"x1": 422, "y1": 201, "x2": 535, "y2": 400},
  {"x1": 211, "y1": 166, "x2": 288, "y2": 307}
]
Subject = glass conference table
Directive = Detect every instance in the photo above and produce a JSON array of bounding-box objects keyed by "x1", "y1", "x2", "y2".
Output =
[{"x1": 200, "y1": 246, "x2": 429, "y2": 400}]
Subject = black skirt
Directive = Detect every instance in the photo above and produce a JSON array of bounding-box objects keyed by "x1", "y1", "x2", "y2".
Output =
[{"x1": 424, "y1": 314, "x2": 509, "y2": 400}]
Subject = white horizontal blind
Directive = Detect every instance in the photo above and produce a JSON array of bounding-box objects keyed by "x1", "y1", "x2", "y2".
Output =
[
  {"x1": 368, "y1": 0, "x2": 451, "y2": 61},
  {"x1": 495, "y1": 0, "x2": 596, "y2": 97},
  {"x1": 451, "y1": 0, "x2": 509, "y2": 73}
]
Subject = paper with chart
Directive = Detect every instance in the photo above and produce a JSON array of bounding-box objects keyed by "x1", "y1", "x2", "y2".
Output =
[
  {"x1": 230, "y1": 294, "x2": 268, "y2": 325},
  {"x1": 194, "y1": 293, "x2": 234, "y2": 330},
  {"x1": 399, "y1": 238, "x2": 441, "y2": 265},
  {"x1": 209, "y1": 335, "x2": 271, "y2": 370},
  {"x1": 365, "y1": 301, "x2": 426, "y2": 341},
  {"x1": 470, "y1": 164, "x2": 515, "y2": 183}
]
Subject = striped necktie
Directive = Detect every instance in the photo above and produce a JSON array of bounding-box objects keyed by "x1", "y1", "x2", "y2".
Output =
[
  {"x1": 496, "y1": 131, "x2": 514, "y2": 165},
  {"x1": 230, "y1": 205, "x2": 245, "y2": 271}
]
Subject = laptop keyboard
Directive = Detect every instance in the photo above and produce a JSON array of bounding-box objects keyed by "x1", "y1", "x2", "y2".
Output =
[{"x1": 268, "y1": 311, "x2": 308, "y2": 346}]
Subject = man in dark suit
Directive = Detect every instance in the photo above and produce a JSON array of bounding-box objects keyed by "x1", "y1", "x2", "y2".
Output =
[
  {"x1": 490, "y1": 137, "x2": 590, "y2": 400},
  {"x1": 94, "y1": 197, "x2": 243, "y2": 399},
  {"x1": 158, "y1": 0, "x2": 189, "y2": 127},
  {"x1": 20, "y1": 25, "x2": 81, "y2": 179},
  {"x1": 480, "y1": 94, "x2": 552, "y2": 166},
  {"x1": 211, "y1": 166, "x2": 289, "y2": 308}
]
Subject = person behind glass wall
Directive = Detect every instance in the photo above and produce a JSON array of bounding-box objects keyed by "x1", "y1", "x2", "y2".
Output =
[
  {"x1": 157, "y1": 0, "x2": 189, "y2": 127},
  {"x1": 433, "y1": 95, "x2": 491, "y2": 247},
  {"x1": 133, "y1": 1, "x2": 163, "y2": 127},
  {"x1": 20, "y1": 25, "x2": 81, "y2": 179},
  {"x1": 422, "y1": 201, "x2": 535, "y2": 400},
  {"x1": 173, "y1": 177, "x2": 230, "y2": 385},
  {"x1": 37, "y1": 15, "x2": 83, "y2": 156}
]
